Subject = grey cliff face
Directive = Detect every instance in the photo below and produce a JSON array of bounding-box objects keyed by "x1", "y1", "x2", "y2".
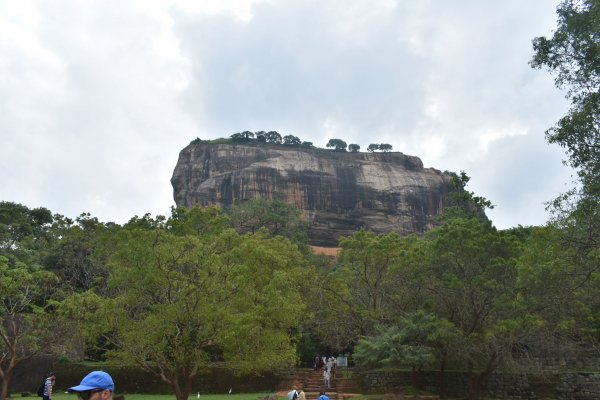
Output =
[{"x1": 171, "y1": 143, "x2": 453, "y2": 247}]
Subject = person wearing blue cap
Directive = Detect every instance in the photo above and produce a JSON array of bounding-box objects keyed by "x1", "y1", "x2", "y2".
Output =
[{"x1": 67, "y1": 371, "x2": 115, "y2": 400}]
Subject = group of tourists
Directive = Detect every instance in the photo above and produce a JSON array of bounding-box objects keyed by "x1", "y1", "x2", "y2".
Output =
[
  {"x1": 288, "y1": 386, "x2": 329, "y2": 400},
  {"x1": 49, "y1": 368, "x2": 334, "y2": 400},
  {"x1": 313, "y1": 355, "x2": 337, "y2": 389}
]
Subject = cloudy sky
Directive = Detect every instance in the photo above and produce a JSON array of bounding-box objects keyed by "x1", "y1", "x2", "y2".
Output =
[{"x1": 1, "y1": 0, "x2": 574, "y2": 229}]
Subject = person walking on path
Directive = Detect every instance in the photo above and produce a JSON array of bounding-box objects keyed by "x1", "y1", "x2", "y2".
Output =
[
  {"x1": 67, "y1": 371, "x2": 115, "y2": 400},
  {"x1": 323, "y1": 368, "x2": 331, "y2": 389},
  {"x1": 42, "y1": 372, "x2": 56, "y2": 400}
]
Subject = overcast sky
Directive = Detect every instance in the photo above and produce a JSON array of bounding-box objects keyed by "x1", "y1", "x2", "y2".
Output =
[{"x1": 0, "y1": 0, "x2": 574, "y2": 230}]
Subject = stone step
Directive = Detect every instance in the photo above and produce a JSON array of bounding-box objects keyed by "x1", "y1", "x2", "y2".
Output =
[{"x1": 281, "y1": 368, "x2": 360, "y2": 400}]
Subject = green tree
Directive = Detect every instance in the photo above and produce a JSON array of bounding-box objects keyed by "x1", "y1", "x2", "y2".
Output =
[
  {"x1": 530, "y1": 0, "x2": 599, "y2": 267},
  {"x1": 326, "y1": 138, "x2": 348, "y2": 151},
  {"x1": 230, "y1": 131, "x2": 254, "y2": 142},
  {"x1": 444, "y1": 172, "x2": 493, "y2": 220},
  {"x1": 348, "y1": 144, "x2": 360, "y2": 152},
  {"x1": 241, "y1": 130, "x2": 254, "y2": 139},
  {"x1": 379, "y1": 143, "x2": 393, "y2": 152},
  {"x1": 353, "y1": 312, "x2": 459, "y2": 391},
  {"x1": 74, "y1": 210, "x2": 308, "y2": 400},
  {"x1": 530, "y1": 0, "x2": 600, "y2": 348},
  {"x1": 255, "y1": 131, "x2": 267, "y2": 143},
  {"x1": 265, "y1": 131, "x2": 282, "y2": 144},
  {"x1": 43, "y1": 213, "x2": 116, "y2": 293},
  {"x1": 312, "y1": 230, "x2": 408, "y2": 351},
  {"x1": 229, "y1": 132, "x2": 244, "y2": 141},
  {"x1": 227, "y1": 198, "x2": 308, "y2": 247},
  {"x1": 367, "y1": 144, "x2": 379, "y2": 152},
  {"x1": 0, "y1": 201, "x2": 54, "y2": 267},
  {"x1": 354, "y1": 324, "x2": 434, "y2": 386},
  {"x1": 166, "y1": 206, "x2": 230, "y2": 237},
  {"x1": 283, "y1": 135, "x2": 302, "y2": 145},
  {"x1": 0, "y1": 256, "x2": 62, "y2": 400},
  {"x1": 423, "y1": 218, "x2": 540, "y2": 400},
  {"x1": 516, "y1": 225, "x2": 600, "y2": 356}
]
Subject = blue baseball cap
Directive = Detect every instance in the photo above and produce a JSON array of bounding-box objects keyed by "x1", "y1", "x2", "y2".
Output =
[{"x1": 67, "y1": 371, "x2": 114, "y2": 393}]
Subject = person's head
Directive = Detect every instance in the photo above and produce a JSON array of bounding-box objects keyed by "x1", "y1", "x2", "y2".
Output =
[{"x1": 68, "y1": 371, "x2": 114, "y2": 400}]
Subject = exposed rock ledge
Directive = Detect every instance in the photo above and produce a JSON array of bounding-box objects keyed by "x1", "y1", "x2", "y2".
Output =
[{"x1": 171, "y1": 143, "x2": 453, "y2": 247}]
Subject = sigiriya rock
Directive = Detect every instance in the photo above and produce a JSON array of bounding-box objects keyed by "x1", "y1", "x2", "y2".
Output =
[{"x1": 171, "y1": 142, "x2": 454, "y2": 247}]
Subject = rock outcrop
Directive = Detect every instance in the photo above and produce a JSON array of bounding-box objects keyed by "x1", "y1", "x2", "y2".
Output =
[{"x1": 171, "y1": 143, "x2": 453, "y2": 246}]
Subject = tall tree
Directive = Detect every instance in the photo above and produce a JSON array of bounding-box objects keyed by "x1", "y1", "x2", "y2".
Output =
[
  {"x1": 348, "y1": 144, "x2": 360, "y2": 153},
  {"x1": 515, "y1": 225, "x2": 598, "y2": 354},
  {"x1": 0, "y1": 257, "x2": 62, "y2": 400},
  {"x1": 312, "y1": 230, "x2": 408, "y2": 351},
  {"x1": 43, "y1": 213, "x2": 116, "y2": 293},
  {"x1": 530, "y1": 0, "x2": 599, "y2": 248},
  {"x1": 73, "y1": 208, "x2": 308, "y2": 400},
  {"x1": 0, "y1": 202, "x2": 54, "y2": 267},
  {"x1": 423, "y1": 218, "x2": 540, "y2": 400},
  {"x1": 530, "y1": 0, "x2": 600, "y2": 344}
]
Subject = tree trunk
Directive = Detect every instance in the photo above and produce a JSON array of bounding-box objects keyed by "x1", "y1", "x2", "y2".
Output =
[
  {"x1": 0, "y1": 369, "x2": 14, "y2": 400},
  {"x1": 171, "y1": 379, "x2": 183, "y2": 400},
  {"x1": 181, "y1": 373, "x2": 193, "y2": 400},
  {"x1": 1, "y1": 380, "x2": 9, "y2": 400},
  {"x1": 410, "y1": 366, "x2": 419, "y2": 393},
  {"x1": 170, "y1": 372, "x2": 194, "y2": 400},
  {"x1": 438, "y1": 358, "x2": 446, "y2": 398},
  {"x1": 468, "y1": 368, "x2": 496, "y2": 400},
  {"x1": 467, "y1": 374, "x2": 482, "y2": 400}
]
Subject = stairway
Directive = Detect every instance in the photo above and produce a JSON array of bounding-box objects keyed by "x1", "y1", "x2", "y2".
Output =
[
  {"x1": 281, "y1": 368, "x2": 361, "y2": 400},
  {"x1": 300, "y1": 368, "x2": 336, "y2": 398}
]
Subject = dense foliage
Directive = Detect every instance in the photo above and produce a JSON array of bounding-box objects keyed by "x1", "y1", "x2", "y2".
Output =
[
  {"x1": 530, "y1": 0, "x2": 600, "y2": 352},
  {"x1": 0, "y1": 184, "x2": 598, "y2": 400}
]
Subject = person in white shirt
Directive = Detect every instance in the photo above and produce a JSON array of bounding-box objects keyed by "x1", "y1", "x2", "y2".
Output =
[{"x1": 323, "y1": 369, "x2": 331, "y2": 388}]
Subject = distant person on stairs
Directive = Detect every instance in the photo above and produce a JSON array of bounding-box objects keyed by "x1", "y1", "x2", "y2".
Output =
[{"x1": 323, "y1": 368, "x2": 331, "y2": 389}]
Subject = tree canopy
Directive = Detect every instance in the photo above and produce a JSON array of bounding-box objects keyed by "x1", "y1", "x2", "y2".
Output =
[
  {"x1": 326, "y1": 138, "x2": 348, "y2": 151},
  {"x1": 530, "y1": 0, "x2": 600, "y2": 355},
  {"x1": 69, "y1": 207, "x2": 310, "y2": 400}
]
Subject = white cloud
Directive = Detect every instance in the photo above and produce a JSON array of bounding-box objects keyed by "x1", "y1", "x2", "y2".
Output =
[{"x1": 0, "y1": 0, "x2": 574, "y2": 230}]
